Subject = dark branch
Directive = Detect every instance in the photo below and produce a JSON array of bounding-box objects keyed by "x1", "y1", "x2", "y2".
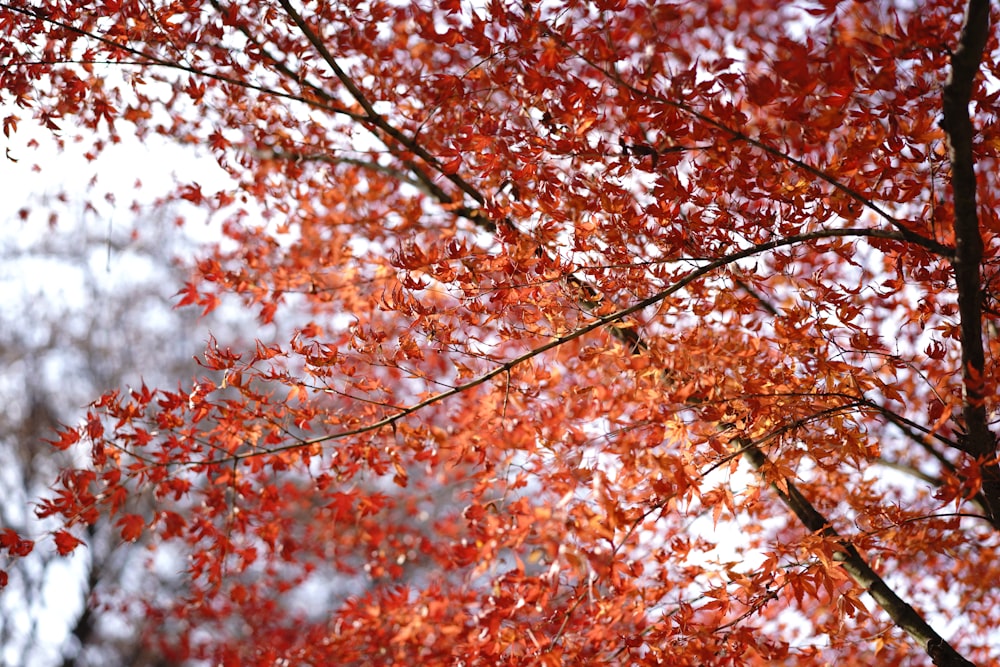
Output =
[
  {"x1": 942, "y1": 0, "x2": 1000, "y2": 526},
  {"x1": 741, "y1": 444, "x2": 974, "y2": 667},
  {"x1": 276, "y1": 0, "x2": 490, "y2": 217}
]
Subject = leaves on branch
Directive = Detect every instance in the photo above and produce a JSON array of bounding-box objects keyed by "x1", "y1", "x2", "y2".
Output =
[{"x1": 4, "y1": 0, "x2": 999, "y2": 664}]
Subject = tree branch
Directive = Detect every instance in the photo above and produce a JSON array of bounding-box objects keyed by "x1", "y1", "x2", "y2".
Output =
[
  {"x1": 741, "y1": 443, "x2": 974, "y2": 667},
  {"x1": 559, "y1": 36, "x2": 954, "y2": 257},
  {"x1": 941, "y1": 0, "x2": 1000, "y2": 526},
  {"x1": 185, "y1": 226, "x2": 904, "y2": 465},
  {"x1": 0, "y1": 3, "x2": 367, "y2": 124},
  {"x1": 275, "y1": 0, "x2": 491, "y2": 221},
  {"x1": 249, "y1": 147, "x2": 431, "y2": 193}
]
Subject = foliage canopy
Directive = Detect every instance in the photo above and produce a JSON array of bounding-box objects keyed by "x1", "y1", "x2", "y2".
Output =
[{"x1": 3, "y1": 0, "x2": 1000, "y2": 665}]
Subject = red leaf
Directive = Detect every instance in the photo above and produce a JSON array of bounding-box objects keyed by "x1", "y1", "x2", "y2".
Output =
[
  {"x1": 117, "y1": 514, "x2": 145, "y2": 543},
  {"x1": 0, "y1": 529, "x2": 18, "y2": 550},
  {"x1": 44, "y1": 428, "x2": 81, "y2": 451},
  {"x1": 178, "y1": 183, "x2": 204, "y2": 205},
  {"x1": 53, "y1": 530, "x2": 84, "y2": 556},
  {"x1": 156, "y1": 511, "x2": 186, "y2": 539},
  {"x1": 175, "y1": 281, "x2": 200, "y2": 308},
  {"x1": 0, "y1": 529, "x2": 34, "y2": 557}
]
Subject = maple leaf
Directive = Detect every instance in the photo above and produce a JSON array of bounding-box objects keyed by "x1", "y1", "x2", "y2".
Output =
[
  {"x1": 117, "y1": 514, "x2": 145, "y2": 543},
  {"x1": 2, "y1": 114, "x2": 17, "y2": 138},
  {"x1": 53, "y1": 530, "x2": 85, "y2": 556},
  {"x1": 0, "y1": 529, "x2": 34, "y2": 558}
]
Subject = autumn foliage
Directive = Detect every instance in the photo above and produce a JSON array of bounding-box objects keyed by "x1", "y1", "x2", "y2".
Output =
[{"x1": 4, "y1": 0, "x2": 1000, "y2": 664}]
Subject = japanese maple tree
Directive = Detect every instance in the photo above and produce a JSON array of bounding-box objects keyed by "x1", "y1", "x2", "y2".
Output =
[{"x1": 2, "y1": 0, "x2": 1000, "y2": 664}]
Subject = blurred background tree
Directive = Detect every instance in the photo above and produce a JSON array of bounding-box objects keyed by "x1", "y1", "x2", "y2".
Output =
[{"x1": 0, "y1": 202, "x2": 235, "y2": 666}]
